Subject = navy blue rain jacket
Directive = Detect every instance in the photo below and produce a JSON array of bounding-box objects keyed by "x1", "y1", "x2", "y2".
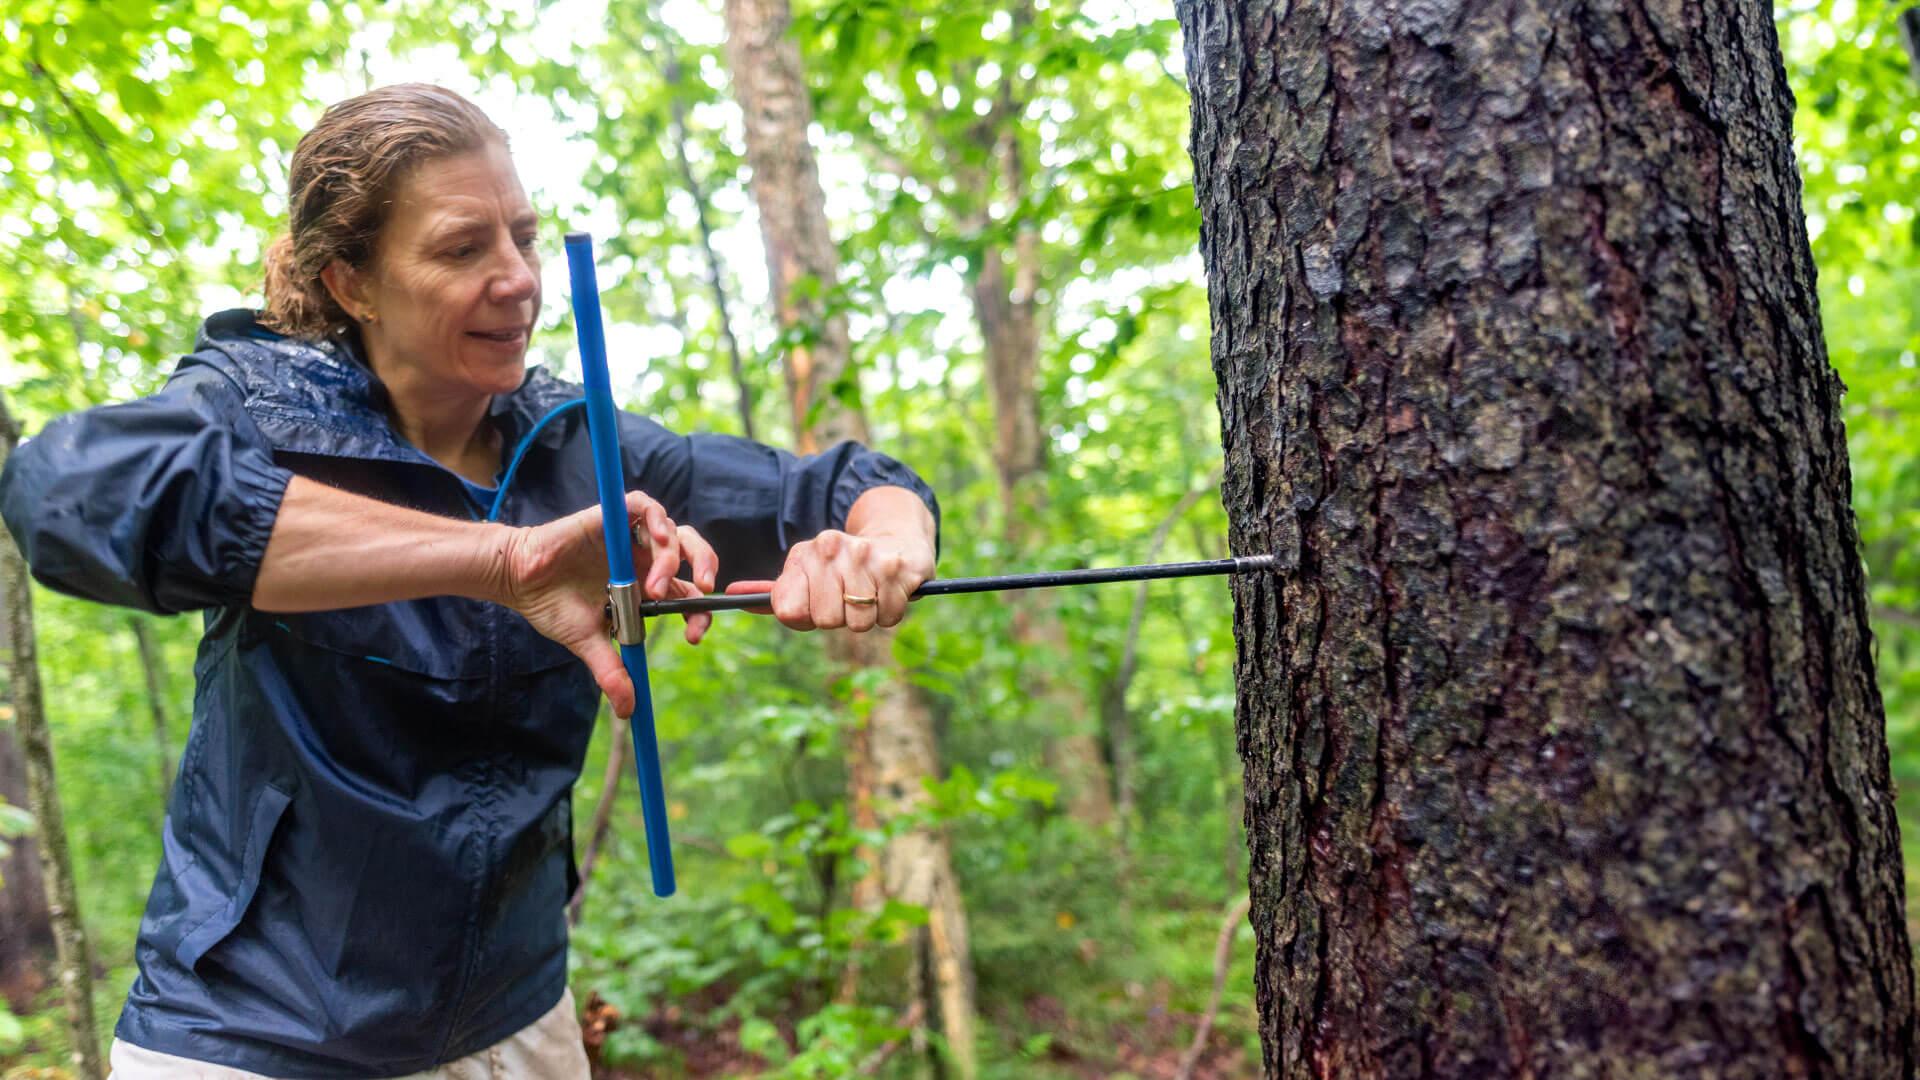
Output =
[{"x1": 0, "y1": 310, "x2": 939, "y2": 1077}]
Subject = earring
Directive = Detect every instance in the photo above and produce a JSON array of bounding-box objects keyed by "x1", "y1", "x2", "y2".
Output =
[{"x1": 360, "y1": 311, "x2": 376, "y2": 324}]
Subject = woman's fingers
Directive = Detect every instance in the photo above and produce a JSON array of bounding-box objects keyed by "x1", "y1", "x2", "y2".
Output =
[
  {"x1": 724, "y1": 579, "x2": 778, "y2": 615},
  {"x1": 818, "y1": 531, "x2": 886, "y2": 632},
  {"x1": 797, "y1": 532, "x2": 855, "y2": 631},
  {"x1": 574, "y1": 632, "x2": 635, "y2": 718},
  {"x1": 877, "y1": 544, "x2": 922, "y2": 628},
  {"x1": 664, "y1": 578, "x2": 715, "y2": 644},
  {"x1": 678, "y1": 524, "x2": 718, "y2": 594},
  {"x1": 770, "y1": 552, "x2": 817, "y2": 631},
  {"x1": 839, "y1": 555, "x2": 880, "y2": 633},
  {"x1": 624, "y1": 491, "x2": 679, "y2": 598},
  {"x1": 877, "y1": 571, "x2": 912, "y2": 628},
  {"x1": 688, "y1": 531, "x2": 929, "y2": 635},
  {"x1": 624, "y1": 491, "x2": 675, "y2": 552}
]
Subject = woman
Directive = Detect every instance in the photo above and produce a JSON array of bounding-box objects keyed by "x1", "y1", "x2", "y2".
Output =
[{"x1": 0, "y1": 84, "x2": 938, "y2": 1078}]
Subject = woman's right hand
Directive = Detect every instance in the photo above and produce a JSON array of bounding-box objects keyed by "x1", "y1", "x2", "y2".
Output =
[{"x1": 498, "y1": 490, "x2": 718, "y2": 718}]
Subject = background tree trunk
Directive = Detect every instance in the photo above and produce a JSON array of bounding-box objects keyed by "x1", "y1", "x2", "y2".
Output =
[
  {"x1": 0, "y1": 391, "x2": 104, "y2": 1078},
  {"x1": 721, "y1": 1, "x2": 980, "y2": 1073},
  {"x1": 721, "y1": 0, "x2": 859, "y2": 456},
  {"x1": 964, "y1": 56, "x2": 1115, "y2": 832},
  {"x1": 0, "y1": 617, "x2": 54, "y2": 1009},
  {"x1": 1177, "y1": 0, "x2": 1918, "y2": 1074},
  {"x1": 129, "y1": 615, "x2": 173, "y2": 806}
]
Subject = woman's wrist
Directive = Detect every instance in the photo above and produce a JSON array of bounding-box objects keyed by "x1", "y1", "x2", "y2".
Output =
[
  {"x1": 844, "y1": 485, "x2": 937, "y2": 562},
  {"x1": 470, "y1": 522, "x2": 522, "y2": 608}
]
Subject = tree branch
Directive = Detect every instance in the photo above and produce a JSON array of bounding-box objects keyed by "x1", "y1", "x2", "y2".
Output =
[
  {"x1": 1872, "y1": 604, "x2": 1920, "y2": 633},
  {"x1": 1900, "y1": 8, "x2": 1920, "y2": 88},
  {"x1": 567, "y1": 704, "x2": 627, "y2": 928},
  {"x1": 129, "y1": 616, "x2": 173, "y2": 810},
  {"x1": 1105, "y1": 467, "x2": 1226, "y2": 827},
  {"x1": 855, "y1": 1001, "x2": 925, "y2": 1076},
  {"x1": 1174, "y1": 894, "x2": 1251, "y2": 1080},
  {"x1": 623, "y1": 9, "x2": 760, "y2": 441},
  {"x1": 1115, "y1": 468, "x2": 1225, "y2": 706},
  {"x1": 26, "y1": 56, "x2": 175, "y2": 256}
]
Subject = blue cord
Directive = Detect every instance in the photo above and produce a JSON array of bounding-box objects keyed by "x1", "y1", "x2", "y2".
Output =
[{"x1": 486, "y1": 398, "x2": 587, "y2": 522}]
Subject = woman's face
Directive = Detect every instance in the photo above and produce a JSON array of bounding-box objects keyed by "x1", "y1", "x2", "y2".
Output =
[{"x1": 333, "y1": 141, "x2": 542, "y2": 398}]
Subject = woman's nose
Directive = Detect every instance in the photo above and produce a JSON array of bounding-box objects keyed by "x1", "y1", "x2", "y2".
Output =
[{"x1": 489, "y1": 239, "x2": 538, "y2": 304}]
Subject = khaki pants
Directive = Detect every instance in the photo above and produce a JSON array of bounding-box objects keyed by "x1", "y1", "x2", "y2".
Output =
[{"x1": 107, "y1": 987, "x2": 590, "y2": 1079}]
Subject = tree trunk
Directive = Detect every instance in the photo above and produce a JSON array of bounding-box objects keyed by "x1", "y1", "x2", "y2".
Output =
[
  {"x1": 1178, "y1": 0, "x2": 1918, "y2": 1074},
  {"x1": 721, "y1": 1, "x2": 980, "y2": 1073},
  {"x1": 0, "y1": 392, "x2": 104, "y2": 1078},
  {"x1": 130, "y1": 615, "x2": 173, "y2": 805},
  {"x1": 966, "y1": 66, "x2": 1115, "y2": 831},
  {"x1": 721, "y1": 0, "x2": 860, "y2": 456},
  {"x1": 0, "y1": 610, "x2": 54, "y2": 1010}
]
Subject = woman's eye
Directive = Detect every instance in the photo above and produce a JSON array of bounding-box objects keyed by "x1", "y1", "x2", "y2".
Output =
[
  {"x1": 516, "y1": 234, "x2": 537, "y2": 250},
  {"x1": 447, "y1": 245, "x2": 476, "y2": 259}
]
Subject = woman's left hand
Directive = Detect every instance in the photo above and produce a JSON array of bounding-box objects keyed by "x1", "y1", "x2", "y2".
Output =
[{"x1": 723, "y1": 529, "x2": 935, "y2": 633}]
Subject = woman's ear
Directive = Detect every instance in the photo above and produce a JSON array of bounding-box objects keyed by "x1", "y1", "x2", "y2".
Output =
[{"x1": 320, "y1": 259, "x2": 371, "y2": 323}]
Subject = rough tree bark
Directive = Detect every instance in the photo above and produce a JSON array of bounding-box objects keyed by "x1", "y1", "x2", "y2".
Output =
[
  {"x1": 721, "y1": 1, "x2": 979, "y2": 1073},
  {"x1": 1177, "y1": 0, "x2": 1917, "y2": 1074},
  {"x1": 0, "y1": 391, "x2": 104, "y2": 1078}
]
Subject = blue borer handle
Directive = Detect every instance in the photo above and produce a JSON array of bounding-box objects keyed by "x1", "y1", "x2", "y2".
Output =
[{"x1": 564, "y1": 232, "x2": 676, "y2": 898}]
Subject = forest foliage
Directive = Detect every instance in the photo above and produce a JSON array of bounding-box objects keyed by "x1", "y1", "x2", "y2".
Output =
[{"x1": 0, "y1": 0, "x2": 1916, "y2": 1076}]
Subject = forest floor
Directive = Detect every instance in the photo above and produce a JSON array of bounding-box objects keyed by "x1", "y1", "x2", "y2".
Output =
[{"x1": 583, "y1": 985, "x2": 1257, "y2": 1079}]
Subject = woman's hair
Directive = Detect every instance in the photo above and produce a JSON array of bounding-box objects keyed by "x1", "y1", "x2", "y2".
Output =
[{"x1": 261, "y1": 84, "x2": 508, "y2": 339}]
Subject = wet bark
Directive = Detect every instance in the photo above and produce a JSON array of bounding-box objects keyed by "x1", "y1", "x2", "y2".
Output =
[
  {"x1": 721, "y1": 1, "x2": 979, "y2": 1072},
  {"x1": 0, "y1": 392, "x2": 103, "y2": 1078},
  {"x1": 1177, "y1": 0, "x2": 1918, "y2": 1075}
]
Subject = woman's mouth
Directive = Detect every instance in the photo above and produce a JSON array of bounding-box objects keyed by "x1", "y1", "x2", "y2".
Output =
[{"x1": 468, "y1": 327, "x2": 527, "y2": 347}]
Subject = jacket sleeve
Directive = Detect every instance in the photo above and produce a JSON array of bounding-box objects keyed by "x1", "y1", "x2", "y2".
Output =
[
  {"x1": 0, "y1": 363, "x2": 294, "y2": 614},
  {"x1": 625, "y1": 417, "x2": 941, "y2": 587}
]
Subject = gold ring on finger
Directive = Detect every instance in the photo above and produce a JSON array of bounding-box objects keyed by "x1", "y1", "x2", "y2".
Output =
[{"x1": 844, "y1": 594, "x2": 878, "y2": 606}]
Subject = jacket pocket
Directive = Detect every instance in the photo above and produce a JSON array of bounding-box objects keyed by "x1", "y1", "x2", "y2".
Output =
[
  {"x1": 263, "y1": 599, "x2": 494, "y2": 680},
  {"x1": 173, "y1": 784, "x2": 292, "y2": 972}
]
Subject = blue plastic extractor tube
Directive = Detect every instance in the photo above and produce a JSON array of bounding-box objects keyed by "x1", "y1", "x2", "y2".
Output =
[{"x1": 564, "y1": 231, "x2": 676, "y2": 898}]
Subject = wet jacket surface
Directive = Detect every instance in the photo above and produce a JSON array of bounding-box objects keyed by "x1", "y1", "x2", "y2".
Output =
[{"x1": 0, "y1": 310, "x2": 938, "y2": 1077}]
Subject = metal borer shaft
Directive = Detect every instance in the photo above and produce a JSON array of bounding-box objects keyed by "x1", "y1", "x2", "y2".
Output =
[{"x1": 637, "y1": 553, "x2": 1280, "y2": 618}]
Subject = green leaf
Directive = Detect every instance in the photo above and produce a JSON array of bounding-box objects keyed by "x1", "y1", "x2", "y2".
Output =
[
  {"x1": 0, "y1": 801, "x2": 35, "y2": 838},
  {"x1": 737, "y1": 1016, "x2": 790, "y2": 1063},
  {"x1": 725, "y1": 832, "x2": 775, "y2": 861}
]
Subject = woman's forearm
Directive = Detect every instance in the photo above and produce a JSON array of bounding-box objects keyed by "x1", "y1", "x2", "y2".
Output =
[
  {"x1": 252, "y1": 476, "x2": 513, "y2": 612},
  {"x1": 255, "y1": 479, "x2": 933, "y2": 616}
]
